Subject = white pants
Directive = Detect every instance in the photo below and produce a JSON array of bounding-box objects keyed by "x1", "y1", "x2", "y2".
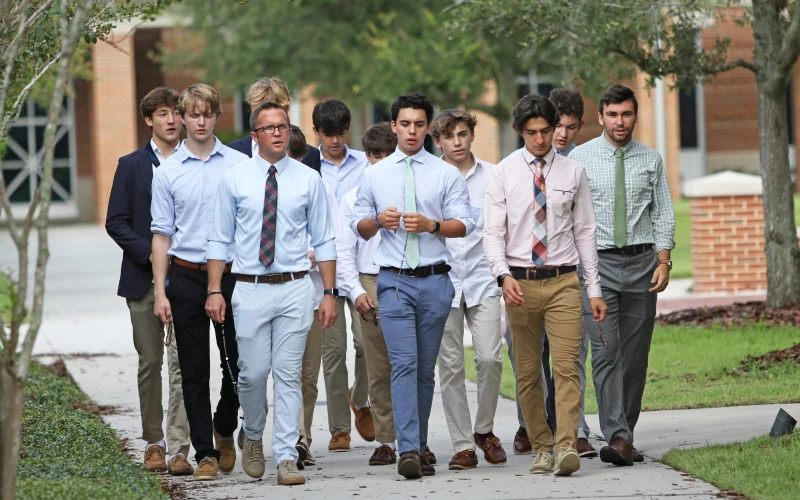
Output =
[
  {"x1": 233, "y1": 276, "x2": 314, "y2": 462},
  {"x1": 438, "y1": 294, "x2": 503, "y2": 453}
]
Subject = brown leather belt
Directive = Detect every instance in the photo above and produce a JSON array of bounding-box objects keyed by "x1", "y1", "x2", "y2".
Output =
[
  {"x1": 237, "y1": 271, "x2": 308, "y2": 285},
  {"x1": 171, "y1": 257, "x2": 232, "y2": 274}
]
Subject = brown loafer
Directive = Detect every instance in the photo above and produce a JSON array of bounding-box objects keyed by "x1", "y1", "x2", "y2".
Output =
[
  {"x1": 143, "y1": 444, "x2": 167, "y2": 471},
  {"x1": 631, "y1": 445, "x2": 645, "y2": 462},
  {"x1": 214, "y1": 431, "x2": 236, "y2": 474},
  {"x1": 420, "y1": 455, "x2": 435, "y2": 476},
  {"x1": 473, "y1": 431, "x2": 507, "y2": 465},
  {"x1": 369, "y1": 444, "x2": 397, "y2": 465},
  {"x1": 448, "y1": 449, "x2": 479, "y2": 470},
  {"x1": 397, "y1": 450, "x2": 422, "y2": 479},
  {"x1": 599, "y1": 436, "x2": 633, "y2": 466},
  {"x1": 328, "y1": 431, "x2": 351, "y2": 451},
  {"x1": 421, "y1": 445, "x2": 437, "y2": 465},
  {"x1": 349, "y1": 387, "x2": 376, "y2": 442},
  {"x1": 167, "y1": 453, "x2": 193, "y2": 475},
  {"x1": 577, "y1": 438, "x2": 598, "y2": 458},
  {"x1": 513, "y1": 426, "x2": 532, "y2": 455}
]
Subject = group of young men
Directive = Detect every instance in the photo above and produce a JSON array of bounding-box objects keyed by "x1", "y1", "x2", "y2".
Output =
[{"x1": 105, "y1": 76, "x2": 675, "y2": 485}]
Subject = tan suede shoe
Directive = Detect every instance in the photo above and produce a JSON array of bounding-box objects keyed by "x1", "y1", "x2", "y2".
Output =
[
  {"x1": 167, "y1": 454, "x2": 194, "y2": 476},
  {"x1": 215, "y1": 431, "x2": 236, "y2": 474},
  {"x1": 143, "y1": 444, "x2": 167, "y2": 471}
]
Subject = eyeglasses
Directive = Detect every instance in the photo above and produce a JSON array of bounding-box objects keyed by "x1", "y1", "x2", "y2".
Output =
[
  {"x1": 254, "y1": 124, "x2": 290, "y2": 135},
  {"x1": 360, "y1": 308, "x2": 379, "y2": 326}
]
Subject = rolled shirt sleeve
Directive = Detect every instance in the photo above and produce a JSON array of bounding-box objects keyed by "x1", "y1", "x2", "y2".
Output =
[
  {"x1": 207, "y1": 172, "x2": 236, "y2": 262},
  {"x1": 308, "y1": 175, "x2": 337, "y2": 262},
  {"x1": 336, "y1": 194, "x2": 366, "y2": 300},
  {"x1": 441, "y1": 169, "x2": 476, "y2": 236},
  {"x1": 150, "y1": 167, "x2": 176, "y2": 236},
  {"x1": 571, "y1": 167, "x2": 602, "y2": 298},
  {"x1": 482, "y1": 166, "x2": 510, "y2": 278},
  {"x1": 651, "y1": 157, "x2": 676, "y2": 253},
  {"x1": 350, "y1": 175, "x2": 376, "y2": 237}
]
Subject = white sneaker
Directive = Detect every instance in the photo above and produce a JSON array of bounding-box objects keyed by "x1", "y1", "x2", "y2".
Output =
[{"x1": 277, "y1": 459, "x2": 306, "y2": 485}]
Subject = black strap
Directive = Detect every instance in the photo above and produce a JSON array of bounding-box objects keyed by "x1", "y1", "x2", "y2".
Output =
[{"x1": 144, "y1": 142, "x2": 160, "y2": 168}]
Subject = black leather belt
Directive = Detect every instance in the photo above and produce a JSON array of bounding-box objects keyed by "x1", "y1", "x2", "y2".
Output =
[
  {"x1": 509, "y1": 265, "x2": 577, "y2": 281},
  {"x1": 237, "y1": 271, "x2": 308, "y2": 284},
  {"x1": 380, "y1": 263, "x2": 451, "y2": 278},
  {"x1": 598, "y1": 243, "x2": 653, "y2": 256}
]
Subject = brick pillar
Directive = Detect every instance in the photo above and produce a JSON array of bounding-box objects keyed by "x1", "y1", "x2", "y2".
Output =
[
  {"x1": 685, "y1": 171, "x2": 767, "y2": 293},
  {"x1": 91, "y1": 30, "x2": 138, "y2": 224}
]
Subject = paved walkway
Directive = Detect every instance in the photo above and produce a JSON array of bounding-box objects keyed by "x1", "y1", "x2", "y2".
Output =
[{"x1": 4, "y1": 225, "x2": 791, "y2": 499}]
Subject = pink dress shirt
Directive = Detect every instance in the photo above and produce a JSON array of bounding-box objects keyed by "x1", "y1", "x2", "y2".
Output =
[{"x1": 483, "y1": 146, "x2": 602, "y2": 298}]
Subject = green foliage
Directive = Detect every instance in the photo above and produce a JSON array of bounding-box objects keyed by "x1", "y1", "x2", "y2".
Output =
[
  {"x1": 466, "y1": 324, "x2": 800, "y2": 413},
  {"x1": 662, "y1": 432, "x2": 800, "y2": 500},
  {"x1": 449, "y1": 1, "x2": 749, "y2": 95},
  {"x1": 16, "y1": 362, "x2": 167, "y2": 500},
  {"x1": 167, "y1": 0, "x2": 544, "y2": 115}
]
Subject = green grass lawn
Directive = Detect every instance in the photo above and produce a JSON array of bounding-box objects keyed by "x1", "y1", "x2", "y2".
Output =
[
  {"x1": 465, "y1": 324, "x2": 800, "y2": 413},
  {"x1": 14, "y1": 361, "x2": 167, "y2": 500},
  {"x1": 662, "y1": 432, "x2": 800, "y2": 500}
]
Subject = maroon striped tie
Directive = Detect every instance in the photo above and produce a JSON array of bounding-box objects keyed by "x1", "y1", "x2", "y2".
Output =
[{"x1": 259, "y1": 165, "x2": 278, "y2": 267}]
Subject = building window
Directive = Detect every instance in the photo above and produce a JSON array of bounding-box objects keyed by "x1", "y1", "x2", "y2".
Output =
[
  {"x1": 679, "y1": 87, "x2": 699, "y2": 149},
  {"x1": 1, "y1": 97, "x2": 77, "y2": 218}
]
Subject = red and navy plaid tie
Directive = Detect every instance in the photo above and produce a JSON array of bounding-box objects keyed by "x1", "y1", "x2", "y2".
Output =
[
  {"x1": 532, "y1": 158, "x2": 547, "y2": 266},
  {"x1": 259, "y1": 165, "x2": 278, "y2": 267}
]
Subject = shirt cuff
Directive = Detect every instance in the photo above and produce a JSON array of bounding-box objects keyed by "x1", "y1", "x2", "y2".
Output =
[
  {"x1": 206, "y1": 241, "x2": 230, "y2": 261},
  {"x1": 654, "y1": 239, "x2": 675, "y2": 254},
  {"x1": 313, "y1": 240, "x2": 337, "y2": 262},
  {"x1": 586, "y1": 284, "x2": 602, "y2": 299},
  {"x1": 349, "y1": 285, "x2": 368, "y2": 302},
  {"x1": 150, "y1": 224, "x2": 176, "y2": 236}
]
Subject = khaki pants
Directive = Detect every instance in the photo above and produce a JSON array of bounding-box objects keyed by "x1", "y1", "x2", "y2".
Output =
[
  {"x1": 298, "y1": 308, "x2": 326, "y2": 448},
  {"x1": 506, "y1": 272, "x2": 582, "y2": 454},
  {"x1": 322, "y1": 296, "x2": 369, "y2": 434},
  {"x1": 127, "y1": 285, "x2": 190, "y2": 457},
  {"x1": 358, "y1": 273, "x2": 396, "y2": 443}
]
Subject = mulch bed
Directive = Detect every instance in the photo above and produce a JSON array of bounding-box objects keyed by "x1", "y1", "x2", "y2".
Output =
[{"x1": 657, "y1": 301, "x2": 800, "y2": 328}]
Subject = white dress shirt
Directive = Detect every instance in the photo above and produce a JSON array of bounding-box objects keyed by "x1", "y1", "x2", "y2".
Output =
[
  {"x1": 445, "y1": 156, "x2": 502, "y2": 308},
  {"x1": 319, "y1": 145, "x2": 368, "y2": 203},
  {"x1": 309, "y1": 180, "x2": 339, "y2": 309},
  {"x1": 150, "y1": 139, "x2": 180, "y2": 172},
  {"x1": 336, "y1": 185, "x2": 381, "y2": 301}
]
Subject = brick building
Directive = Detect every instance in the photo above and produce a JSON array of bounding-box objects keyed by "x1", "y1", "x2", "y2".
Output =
[{"x1": 2, "y1": 11, "x2": 797, "y2": 224}]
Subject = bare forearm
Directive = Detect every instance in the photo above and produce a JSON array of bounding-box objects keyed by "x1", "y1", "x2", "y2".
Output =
[
  {"x1": 151, "y1": 234, "x2": 171, "y2": 298},
  {"x1": 657, "y1": 249, "x2": 671, "y2": 262},
  {"x1": 207, "y1": 260, "x2": 225, "y2": 291},
  {"x1": 437, "y1": 219, "x2": 466, "y2": 238},
  {"x1": 318, "y1": 260, "x2": 337, "y2": 289},
  {"x1": 357, "y1": 218, "x2": 379, "y2": 240}
]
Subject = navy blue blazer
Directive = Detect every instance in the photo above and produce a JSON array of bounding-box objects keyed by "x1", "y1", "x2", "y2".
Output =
[
  {"x1": 105, "y1": 145, "x2": 157, "y2": 300},
  {"x1": 227, "y1": 135, "x2": 321, "y2": 173}
]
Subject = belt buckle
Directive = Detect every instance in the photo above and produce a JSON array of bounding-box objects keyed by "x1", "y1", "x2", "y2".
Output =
[{"x1": 526, "y1": 268, "x2": 536, "y2": 280}]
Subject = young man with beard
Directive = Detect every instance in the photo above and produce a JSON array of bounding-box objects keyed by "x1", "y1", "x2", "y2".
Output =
[
  {"x1": 568, "y1": 84, "x2": 675, "y2": 466},
  {"x1": 430, "y1": 109, "x2": 506, "y2": 470},
  {"x1": 206, "y1": 101, "x2": 337, "y2": 486},
  {"x1": 106, "y1": 87, "x2": 192, "y2": 476},
  {"x1": 150, "y1": 84, "x2": 248, "y2": 481},
  {"x1": 352, "y1": 93, "x2": 475, "y2": 479},
  {"x1": 484, "y1": 94, "x2": 606, "y2": 477}
]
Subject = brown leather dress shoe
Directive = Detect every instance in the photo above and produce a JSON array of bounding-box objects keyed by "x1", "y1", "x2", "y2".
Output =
[
  {"x1": 369, "y1": 444, "x2": 397, "y2": 465},
  {"x1": 513, "y1": 427, "x2": 532, "y2": 455},
  {"x1": 143, "y1": 444, "x2": 167, "y2": 471},
  {"x1": 448, "y1": 449, "x2": 479, "y2": 470},
  {"x1": 167, "y1": 454, "x2": 194, "y2": 476},
  {"x1": 329, "y1": 431, "x2": 351, "y2": 451},
  {"x1": 421, "y1": 445, "x2": 437, "y2": 465},
  {"x1": 577, "y1": 438, "x2": 599, "y2": 458},
  {"x1": 349, "y1": 387, "x2": 376, "y2": 442},
  {"x1": 631, "y1": 445, "x2": 645, "y2": 462},
  {"x1": 599, "y1": 436, "x2": 634, "y2": 466},
  {"x1": 420, "y1": 456, "x2": 435, "y2": 476},
  {"x1": 473, "y1": 431, "x2": 507, "y2": 465},
  {"x1": 397, "y1": 450, "x2": 422, "y2": 479}
]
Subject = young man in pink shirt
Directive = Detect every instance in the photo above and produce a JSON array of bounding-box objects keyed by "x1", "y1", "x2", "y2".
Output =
[{"x1": 483, "y1": 94, "x2": 607, "y2": 477}]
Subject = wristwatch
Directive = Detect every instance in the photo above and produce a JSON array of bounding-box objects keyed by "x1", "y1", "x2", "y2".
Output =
[
  {"x1": 659, "y1": 260, "x2": 673, "y2": 271},
  {"x1": 323, "y1": 288, "x2": 340, "y2": 296},
  {"x1": 430, "y1": 220, "x2": 441, "y2": 234},
  {"x1": 497, "y1": 273, "x2": 511, "y2": 287}
]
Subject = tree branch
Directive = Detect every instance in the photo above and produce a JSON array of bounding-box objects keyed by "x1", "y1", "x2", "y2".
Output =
[
  {"x1": 711, "y1": 58, "x2": 757, "y2": 74},
  {"x1": 0, "y1": 56, "x2": 60, "y2": 139},
  {"x1": 778, "y1": 0, "x2": 800, "y2": 74}
]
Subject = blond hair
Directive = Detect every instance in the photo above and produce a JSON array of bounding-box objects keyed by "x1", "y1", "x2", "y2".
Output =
[
  {"x1": 430, "y1": 109, "x2": 477, "y2": 140},
  {"x1": 178, "y1": 83, "x2": 222, "y2": 116},
  {"x1": 245, "y1": 77, "x2": 291, "y2": 108}
]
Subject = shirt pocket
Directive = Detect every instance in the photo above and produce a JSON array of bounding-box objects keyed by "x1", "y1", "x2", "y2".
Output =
[
  {"x1": 470, "y1": 205, "x2": 483, "y2": 228},
  {"x1": 549, "y1": 187, "x2": 575, "y2": 219}
]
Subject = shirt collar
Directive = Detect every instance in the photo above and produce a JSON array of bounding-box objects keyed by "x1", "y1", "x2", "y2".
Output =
[
  {"x1": 556, "y1": 143, "x2": 576, "y2": 156},
  {"x1": 520, "y1": 145, "x2": 556, "y2": 167},
  {"x1": 254, "y1": 151, "x2": 290, "y2": 175},
  {"x1": 600, "y1": 132, "x2": 635, "y2": 157},
  {"x1": 319, "y1": 144, "x2": 355, "y2": 166},
  {"x1": 394, "y1": 146, "x2": 429, "y2": 165},
  {"x1": 178, "y1": 136, "x2": 225, "y2": 162},
  {"x1": 149, "y1": 139, "x2": 179, "y2": 158},
  {"x1": 439, "y1": 152, "x2": 482, "y2": 180}
]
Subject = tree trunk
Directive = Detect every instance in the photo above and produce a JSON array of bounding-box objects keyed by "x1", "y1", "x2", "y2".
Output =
[
  {"x1": 752, "y1": 1, "x2": 800, "y2": 307},
  {"x1": 495, "y1": 67, "x2": 519, "y2": 159},
  {"x1": 0, "y1": 364, "x2": 26, "y2": 500}
]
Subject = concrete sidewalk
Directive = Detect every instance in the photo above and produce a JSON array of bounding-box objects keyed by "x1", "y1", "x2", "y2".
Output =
[{"x1": 4, "y1": 224, "x2": 788, "y2": 499}]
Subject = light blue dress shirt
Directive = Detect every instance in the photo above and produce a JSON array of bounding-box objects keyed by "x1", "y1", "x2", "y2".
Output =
[
  {"x1": 350, "y1": 147, "x2": 475, "y2": 269},
  {"x1": 151, "y1": 138, "x2": 248, "y2": 263},
  {"x1": 207, "y1": 153, "x2": 336, "y2": 275},
  {"x1": 319, "y1": 144, "x2": 368, "y2": 204}
]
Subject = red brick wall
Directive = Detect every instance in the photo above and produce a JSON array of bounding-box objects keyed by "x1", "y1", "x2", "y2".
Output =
[{"x1": 689, "y1": 195, "x2": 767, "y2": 293}]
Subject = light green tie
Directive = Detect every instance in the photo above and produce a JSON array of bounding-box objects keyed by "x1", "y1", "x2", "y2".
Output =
[
  {"x1": 404, "y1": 157, "x2": 421, "y2": 269},
  {"x1": 614, "y1": 148, "x2": 627, "y2": 248}
]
